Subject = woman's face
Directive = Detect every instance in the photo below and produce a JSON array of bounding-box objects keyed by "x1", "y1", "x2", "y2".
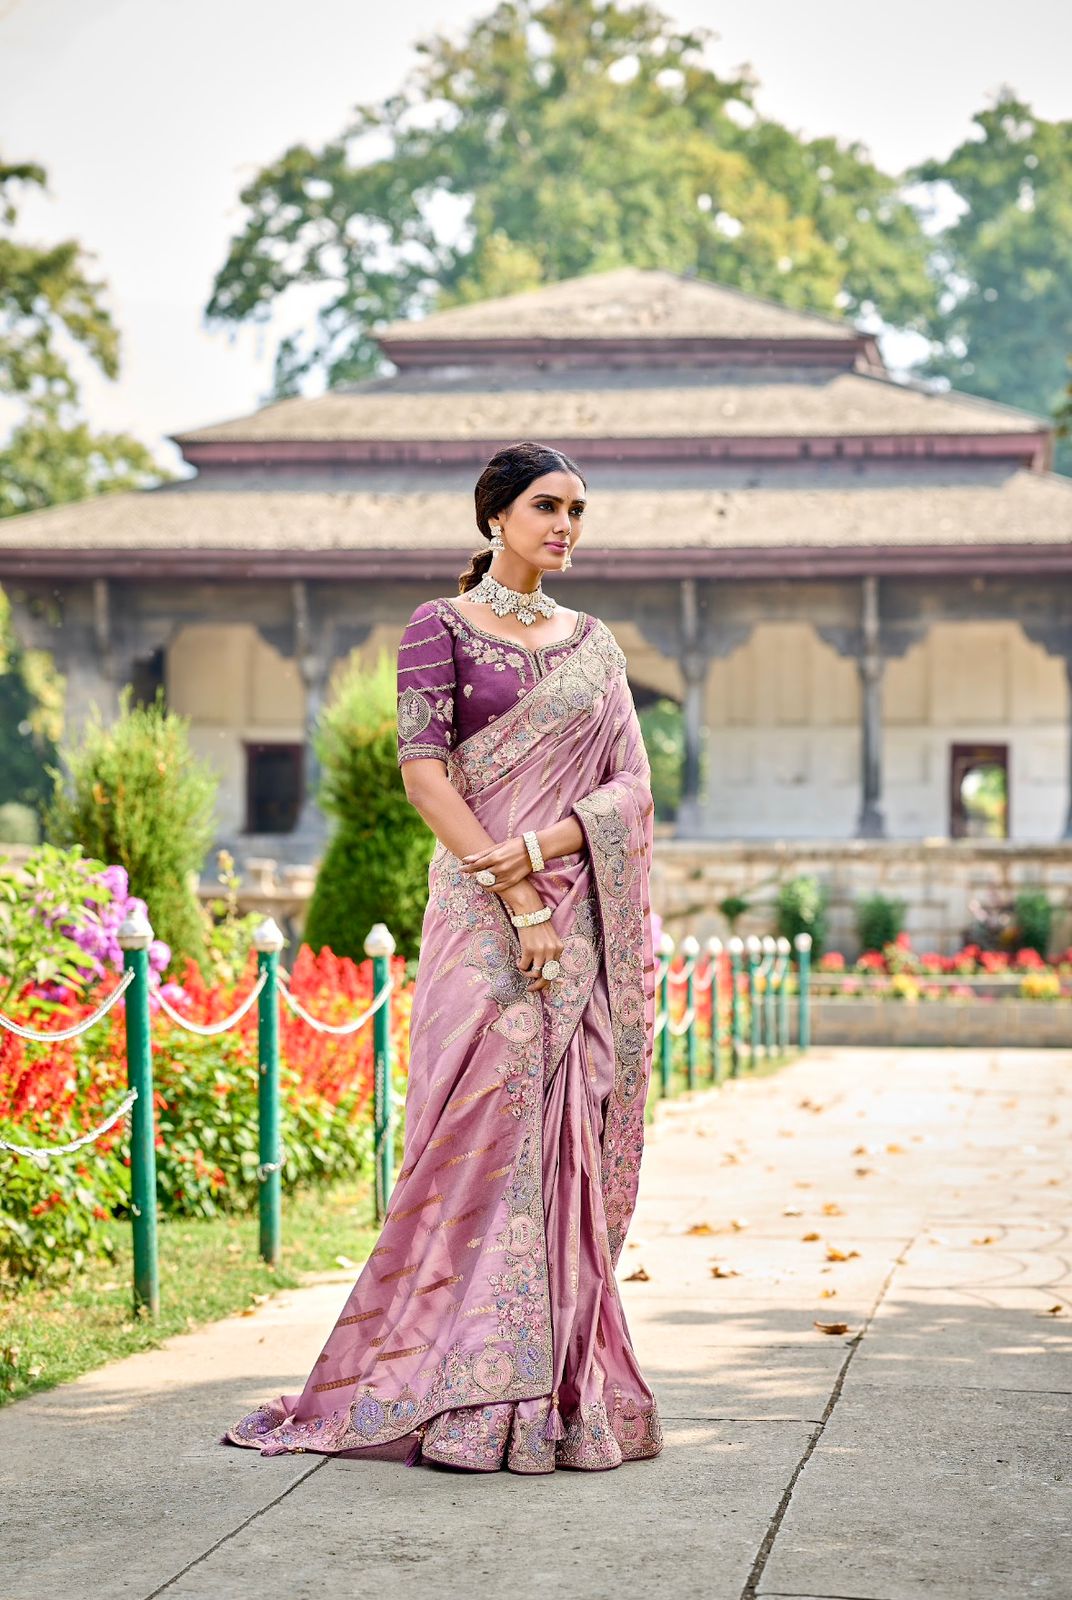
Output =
[{"x1": 495, "y1": 469, "x2": 586, "y2": 568}]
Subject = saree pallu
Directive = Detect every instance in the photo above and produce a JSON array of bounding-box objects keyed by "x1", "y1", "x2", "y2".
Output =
[{"x1": 223, "y1": 620, "x2": 663, "y2": 1473}]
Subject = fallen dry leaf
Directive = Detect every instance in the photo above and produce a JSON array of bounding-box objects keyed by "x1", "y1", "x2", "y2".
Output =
[
  {"x1": 854, "y1": 1166, "x2": 876, "y2": 1177},
  {"x1": 730, "y1": 1217, "x2": 749, "y2": 1231},
  {"x1": 971, "y1": 1235, "x2": 998, "y2": 1246},
  {"x1": 819, "y1": 1288, "x2": 838, "y2": 1298},
  {"x1": 813, "y1": 1320, "x2": 850, "y2": 1335},
  {"x1": 801, "y1": 1231, "x2": 822, "y2": 1242},
  {"x1": 886, "y1": 1142, "x2": 906, "y2": 1154},
  {"x1": 685, "y1": 1222, "x2": 717, "y2": 1236},
  {"x1": 710, "y1": 1264, "x2": 741, "y2": 1279},
  {"x1": 783, "y1": 1205, "x2": 803, "y2": 1216},
  {"x1": 1043, "y1": 1304, "x2": 1065, "y2": 1316},
  {"x1": 821, "y1": 1203, "x2": 844, "y2": 1216},
  {"x1": 852, "y1": 1144, "x2": 872, "y2": 1156},
  {"x1": 623, "y1": 1265, "x2": 650, "y2": 1282},
  {"x1": 825, "y1": 1246, "x2": 861, "y2": 1262}
]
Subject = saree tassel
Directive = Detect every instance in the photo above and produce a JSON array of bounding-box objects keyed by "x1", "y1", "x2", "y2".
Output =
[
  {"x1": 403, "y1": 1428, "x2": 425, "y2": 1467},
  {"x1": 544, "y1": 1392, "x2": 566, "y2": 1441}
]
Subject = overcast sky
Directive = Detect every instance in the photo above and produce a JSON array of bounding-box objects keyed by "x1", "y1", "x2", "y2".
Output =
[{"x1": 3, "y1": 0, "x2": 1070, "y2": 473}]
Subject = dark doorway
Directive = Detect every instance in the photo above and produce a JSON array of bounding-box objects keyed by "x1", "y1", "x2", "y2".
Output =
[
  {"x1": 950, "y1": 743, "x2": 1009, "y2": 838},
  {"x1": 130, "y1": 648, "x2": 166, "y2": 709},
  {"x1": 245, "y1": 742, "x2": 303, "y2": 834}
]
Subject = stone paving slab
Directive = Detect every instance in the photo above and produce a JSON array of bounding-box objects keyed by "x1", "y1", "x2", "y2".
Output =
[{"x1": 3, "y1": 1044, "x2": 1070, "y2": 1600}]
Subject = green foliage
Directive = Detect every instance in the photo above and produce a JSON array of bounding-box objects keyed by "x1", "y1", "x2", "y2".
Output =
[
  {"x1": 0, "y1": 159, "x2": 168, "y2": 515},
  {"x1": 205, "y1": 0, "x2": 936, "y2": 395},
  {"x1": 304, "y1": 650, "x2": 433, "y2": 962},
  {"x1": 0, "y1": 842, "x2": 110, "y2": 1008},
  {"x1": 775, "y1": 873, "x2": 828, "y2": 958},
  {"x1": 45, "y1": 688, "x2": 218, "y2": 972},
  {"x1": 855, "y1": 892, "x2": 906, "y2": 954},
  {"x1": 909, "y1": 90, "x2": 1072, "y2": 473},
  {"x1": 198, "y1": 849, "x2": 264, "y2": 988},
  {"x1": 1013, "y1": 887, "x2": 1053, "y2": 959},
  {"x1": 636, "y1": 697, "x2": 684, "y2": 821},
  {"x1": 0, "y1": 1039, "x2": 373, "y2": 1281}
]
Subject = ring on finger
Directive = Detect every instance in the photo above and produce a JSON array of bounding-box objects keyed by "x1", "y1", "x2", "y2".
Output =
[{"x1": 475, "y1": 869, "x2": 497, "y2": 887}]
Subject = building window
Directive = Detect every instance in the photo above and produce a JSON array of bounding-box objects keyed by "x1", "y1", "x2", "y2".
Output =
[
  {"x1": 245, "y1": 742, "x2": 303, "y2": 834},
  {"x1": 950, "y1": 743, "x2": 1008, "y2": 838}
]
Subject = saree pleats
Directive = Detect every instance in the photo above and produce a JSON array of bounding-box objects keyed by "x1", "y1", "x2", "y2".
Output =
[{"x1": 223, "y1": 620, "x2": 662, "y2": 1473}]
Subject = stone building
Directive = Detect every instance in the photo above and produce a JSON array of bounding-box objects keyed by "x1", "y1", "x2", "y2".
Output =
[{"x1": 2, "y1": 268, "x2": 1070, "y2": 948}]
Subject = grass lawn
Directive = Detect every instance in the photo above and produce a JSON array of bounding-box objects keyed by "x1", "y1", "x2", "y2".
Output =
[{"x1": 0, "y1": 1179, "x2": 380, "y2": 1408}]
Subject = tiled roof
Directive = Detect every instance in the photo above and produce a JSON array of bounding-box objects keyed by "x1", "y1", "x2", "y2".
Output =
[
  {"x1": 377, "y1": 268, "x2": 860, "y2": 344},
  {"x1": 4, "y1": 470, "x2": 1071, "y2": 552},
  {"x1": 175, "y1": 370, "x2": 1044, "y2": 445}
]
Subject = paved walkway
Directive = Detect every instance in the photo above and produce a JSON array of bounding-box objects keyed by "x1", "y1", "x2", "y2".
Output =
[{"x1": 5, "y1": 1045, "x2": 1071, "y2": 1600}]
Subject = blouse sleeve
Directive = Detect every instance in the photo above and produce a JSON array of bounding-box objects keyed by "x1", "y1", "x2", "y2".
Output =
[{"x1": 396, "y1": 601, "x2": 458, "y2": 766}]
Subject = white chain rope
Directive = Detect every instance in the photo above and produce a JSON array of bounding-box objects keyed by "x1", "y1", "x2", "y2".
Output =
[
  {"x1": 277, "y1": 971, "x2": 394, "y2": 1036},
  {"x1": 0, "y1": 1087, "x2": 138, "y2": 1170},
  {"x1": 666, "y1": 952, "x2": 699, "y2": 1037},
  {"x1": 0, "y1": 967, "x2": 135, "y2": 1042},
  {"x1": 155, "y1": 969, "x2": 267, "y2": 1035}
]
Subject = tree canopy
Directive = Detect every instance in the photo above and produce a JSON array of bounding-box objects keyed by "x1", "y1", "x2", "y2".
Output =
[
  {"x1": 909, "y1": 89, "x2": 1072, "y2": 471},
  {"x1": 205, "y1": 0, "x2": 938, "y2": 395},
  {"x1": 0, "y1": 157, "x2": 164, "y2": 517}
]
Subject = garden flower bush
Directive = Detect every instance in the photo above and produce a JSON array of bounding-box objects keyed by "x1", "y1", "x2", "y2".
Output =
[
  {"x1": 814, "y1": 930, "x2": 1072, "y2": 1000},
  {"x1": 0, "y1": 845, "x2": 412, "y2": 1281}
]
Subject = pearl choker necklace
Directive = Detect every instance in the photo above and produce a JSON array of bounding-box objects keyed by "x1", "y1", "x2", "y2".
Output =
[{"x1": 466, "y1": 571, "x2": 558, "y2": 625}]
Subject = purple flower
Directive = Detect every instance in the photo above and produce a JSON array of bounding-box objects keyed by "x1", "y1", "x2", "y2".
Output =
[
  {"x1": 97, "y1": 864, "x2": 129, "y2": 900},
  {"x1": 148, "y1": 939, "x2": 171, "y2": 974}
]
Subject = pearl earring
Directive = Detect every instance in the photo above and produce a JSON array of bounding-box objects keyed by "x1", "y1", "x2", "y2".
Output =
[{"x1": 490, "y1": 523, "x2": 505, "y2": 553}]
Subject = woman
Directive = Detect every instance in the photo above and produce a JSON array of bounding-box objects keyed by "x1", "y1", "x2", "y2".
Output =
[{"x1": 223, "y1": 441, "x2": 662, "y2": 1474}]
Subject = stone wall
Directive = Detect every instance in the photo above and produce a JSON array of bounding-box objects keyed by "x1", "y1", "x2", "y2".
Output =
[
  {"x1": 650, "y1": 835, "x2": 1072, "y2": 958},
  {"x1": 790, "y1": 997, "x2": 1071, "y2": 1048}
]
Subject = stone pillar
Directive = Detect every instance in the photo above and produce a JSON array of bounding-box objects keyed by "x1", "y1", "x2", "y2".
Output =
[
  {"x1": 290, "y1": 580, "x2": 332, "y2": 849},
  {"x1": 676, "y1": 577, "x2": 710, "y2": 838},
  {"x1": 855, "y1": 574, "x2": 886, "y2": 838}
]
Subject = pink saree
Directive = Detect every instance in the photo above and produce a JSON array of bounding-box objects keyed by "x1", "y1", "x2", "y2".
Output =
[{"x1": 223, "y1": 618, "x2": 662, "y2": 1473}]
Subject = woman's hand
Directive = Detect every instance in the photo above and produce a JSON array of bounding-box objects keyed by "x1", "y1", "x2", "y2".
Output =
[
  {"x1": 515, "y1": 918, "x2": 565, "y2": 993},
  {"x1": 459, "y1": 835, "x2": 533, "y2": 892}
]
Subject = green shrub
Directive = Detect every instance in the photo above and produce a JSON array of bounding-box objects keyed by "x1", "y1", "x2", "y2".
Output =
[
  {"x1": 776, "y1": 873, "x2": 828, "y2": 958},
  {"x1": 45, "y1": 687, "x2": 217, "y2": 972},
  {"x1": 304, "y1": 649, "x2": 435, "y2": 963},
  {"x1": 1013, "y1": 887, "x2": 1052, "y2": 959},
  {"x1": 636, "y1": 698, "x2": 684, "y2": 822},
  {"x1": 856, "y1": 892, "x2": 906, "y2": 954}
]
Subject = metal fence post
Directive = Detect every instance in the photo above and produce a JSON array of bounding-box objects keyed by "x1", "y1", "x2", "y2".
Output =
[
  {"x1": 680, "y1": 935, "x2": 699, "y2": 1090},
  {"x1": 745, "y1": 935, "x2": 761, "y2": 1072},
  {"x1": 118, "y1": 910, "x2": 158, "y2": 1317},
  {"x1": 728, "y1": 937, "x2": 743, "y2": 1077},
  {"x1": 776, "y1": 936, "x2": 791, "y2": 1053},
  {"x1": 253, "y1": 918, "x2": 285, "y2": 1265},
  {"x1": 762, "y1": 935, "x2": 777, "y2": 1059},
  {"x1": 795, "y1": 931, "x2": 812, "y2": 1053},
  {"x1": 708, "y1": 937, "x2": 723, "y2": 1084},
  {"x1": 658, "y1": 933, "x2": 674, "y2": 1097},
  {"x1": 366, "y1": 922, "x2": 397, "y2": 1222}
]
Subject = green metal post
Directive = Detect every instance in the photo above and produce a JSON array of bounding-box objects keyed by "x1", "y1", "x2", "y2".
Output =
[
  {"x1": 776, "y1": 937, "x2": 790, "y2": 1053},
  {"x1": 728, "y1": 938, "x2": 743, "y2": 1077},
  {"x1": 118, "y1": 911, "x2": 158, "y2": 1317},
  {"x1": 367, "y1": 922, "x2": 397, "y2": 1222},
  {"x1": 762, "y1": 936, "x2": 777, "y2": 1059},
  {"x1": 796, "y1": 932, "x2": 812, "y2": 1053},
  {"x1": 681, "y1": 936, "x2": 698, "y2": 1091},
  {"x1": 709, "y1": 939, "x2": 723, "y2": 1084},
  {"x1": 254, "y1": 918, "x2": 285, "y2": 1265},
  {"x1": 658, "y1": 935, "x2": 673, "y2": 1097},
  {"x1": 745, "y1": 935, "x2": 760, "y2": 1073}
]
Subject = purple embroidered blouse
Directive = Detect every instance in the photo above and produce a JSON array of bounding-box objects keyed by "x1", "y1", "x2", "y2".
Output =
[{"x1": 396, "y1": 596, "x2": 596, "y2": 765}]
